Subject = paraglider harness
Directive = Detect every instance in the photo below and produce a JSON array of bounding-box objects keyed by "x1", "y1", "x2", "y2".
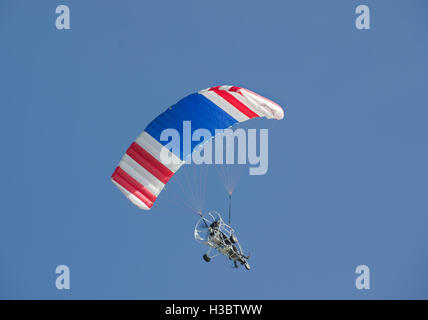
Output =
[{"x1": 194, "y1": 195, "x2": 250, "y2": 270}]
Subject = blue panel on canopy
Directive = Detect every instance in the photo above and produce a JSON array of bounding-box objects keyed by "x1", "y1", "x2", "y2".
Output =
[{"x1": 145, "y1": 93, "x2": 238, "y2": 160}]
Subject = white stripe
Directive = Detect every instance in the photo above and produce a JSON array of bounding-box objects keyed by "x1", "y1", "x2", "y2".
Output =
[
  {"x1": 119, "y1": 154, "x2": 164, "y2": 196},
  {"x1": 200, "y1": 91, "x2": 249, "y2": 122},
  {"x1": 135, "y1": 131, "x2": 184, "y2": 172},
  {"x1": 241, "y1": 89, "x2": 284, "y2": 120},
  {"x1": 111, "y1": 179, "x2": 149, "y2": 210}
]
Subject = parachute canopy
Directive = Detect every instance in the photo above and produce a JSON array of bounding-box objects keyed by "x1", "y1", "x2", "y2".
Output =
[{"x1": 111, "y1": 85, "x2": 284, "y2": 210}]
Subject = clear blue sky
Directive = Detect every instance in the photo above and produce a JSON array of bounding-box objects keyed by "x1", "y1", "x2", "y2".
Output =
[{"x1": 1, "y1": 0, "x2": 427, "y2": 299}]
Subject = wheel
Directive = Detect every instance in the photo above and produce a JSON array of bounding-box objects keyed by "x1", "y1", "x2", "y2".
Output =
[
  {"x1": 230, "y1": 235, "x2": 238, "y2": 243},
  {"x1": 244, "y1": 262, "x2": 251, "y2": 270},
  {"x1": 203, "y1": 254, "x2": 211, "y2": 262}
]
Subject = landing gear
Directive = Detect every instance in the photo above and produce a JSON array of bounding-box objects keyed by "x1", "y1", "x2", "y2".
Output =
[{"x1": 195, "y1": 211, "x2": 250, "y2": 270}]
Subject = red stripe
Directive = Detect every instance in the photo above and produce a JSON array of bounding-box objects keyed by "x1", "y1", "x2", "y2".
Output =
[
  {"x1": 126, "y1": 142, "x2": 173, "y2": 184},
  {"x1": 209, "y1": 86, "x2": 221, "y2": 91},
  {"x1": 112, "y1": 166, "x2": 157, "y2": 203},
  {"x1": 229, "y1": 86, "x2": 244, "y2": 97},
  {"x1": 228, "y1": 86, "x2": 241, "y2": 92},
  {"x1": 211, "y1": 89, "x2": 260, "y2": 119},
  {"x1": 112, "y1": 167, "x2": 155, "y2": 208}
]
